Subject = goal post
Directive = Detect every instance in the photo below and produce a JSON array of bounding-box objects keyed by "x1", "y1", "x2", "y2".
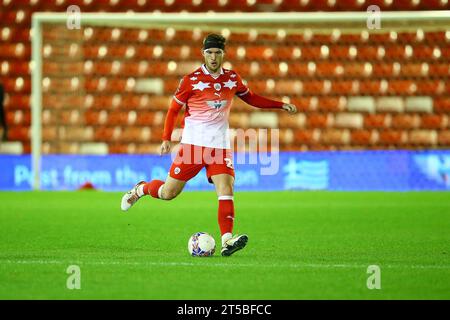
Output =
[{"x1": 31, "y1": 11, "x2": 450, "y2": 190}]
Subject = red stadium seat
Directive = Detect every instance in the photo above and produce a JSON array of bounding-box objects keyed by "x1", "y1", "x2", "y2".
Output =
[
  {"x1": 1, "y1": 10, "x2": 31, "y2": 26},
  {"x1": 373, "y1": 62, "x2": 396, "y2": 77},
  {"x1": 6, "y1": 110, "x2": 30, "y2": 126},
  {"x1": 409, "y1": 130, "x2": 437, "y2": 146},
  {"x1": 388, "y1": 80, "x2": 415, "y2": 95},
  {"x1": 364, "y1": 114, "x2": 390, "y2": 129},
  {"x1": 317, "y1": 97, "x2": 343, "y2": 113},
  {"x1": 306, "y1": 113, "x2": 332, "y2": 128},
  {"x1": 135, "y1": 111, "x2": 156, "y2": 126},
  {"x1": 359, "y1": 81, "x2": 381, "y2": 95},
  {"x1": 278, "y1": 113, "x2": 303, "y2": 129},
  {"x1": 120, "y1": 127, "x2": 151, "y2": 143},
  {"x1": 315, "y1": 62, "x2": 338, "y2": 77},
  {"x1": 289, "y1": 63, "x2": 309, "y2": 77},
  {"x1": 420, "y1": 114, "x2": 447, "y2": 129},
  {"x1": 279, "y1": 128, "x2": 294, "y2": 146},
  {"x1": 63, "y1": 126, "x2": 93, "y2": 142},
  {"x1": 3, "y1": 94, "x2": 30, "y2": 110},
  {"x1": 60, "y1": 110, "x2": 82, "y2": 126},
  {"x1": 331, "y1": 81, "x2": 352, "y2": 95},
  {"x1": 94, "y1": 126, "x2": 121, "y2": 142},
  {"x1": 368, "y1": 33, "x2": 391, "y2": 43},
  {"x1": 301, "y1": 46, "x2": 321, "y2": 59},
  {"x1": 2, "y1": 77, "x2": 31, "y2": 93},
  {"x1": 338, "y1": 33, "x2": 361, "y2": 44},
  {"x1": 378, "y1": 130, "x2": 407, "y2": 146},
  {"x1": 290, "y1": 97, "x2": 314, "y2": 112},
  {"x1": 135, "y1": 143, "x2": 160, "y2": 154},
  {"x1": 412, "y1": 46, "x2": 434, "y2": 59},
  {"x1": 428, "y1": 64, "x2": 449, "y2": 77},
  {"x1": 7, "y1": 126, "x2": 30, "y2": 142},
  {"x1": 357, "y1": 46, "x2": 379, "y2": 60},
  {"x1": 438, "y1": 130, "x2": 450, "y2": 146},
  {"x1": 302, "y1": 81, "x2": 324, "y2": 95},
  {"x1": 293, "y1": 129, "x2": 319, "y2": 146},
  {"x1": 401, "y1": 63, "x2": 424, "y2": 77},
  {"x1": 259, "y1": 63, "x2": 279, "y2": 77},
  {"x1": 108, "y1": 143, "x2": 128, "y2": 154},
  {"x1": 121, "y1": 95, "x2": 141, "y2": 110},
  {"x1": 391, "y1": 114, "x2": 420, "y2": 129},
  {"x1": 320, "y1": 129, "x2": 349, "y2": 145},
  {"x1": 434, "y1": 98, "x2": 450, "y2": 113},
  {"x1": 107, "y1": 111, "x2": 129, "y2": 125},
  {"x1": 245, "y1": 46, "x2": 267, "y2": 60},
  {"x1": 416, "y1": 80, "x2": 442, "y2": 95},
  {"x1": 120, "y1": 61, "x2": 139, "y2": 76},
  {"x1": 397, "y1": 32, "x2": 417, "y2": 43},
  {"x1": 351, "y1": 130, "x2": 376, "y2": 146},
  {"x1": 85, "y1": 110, "x2": 108, "y2": 125},
  {"x1": 344, "y1": 63, "x2": 366, "y2": 77},
  {"x1": 42, "y1": 126, "x2": 58, "y2": 142},
  {"x1": 147, "y1": 96, "x2": 171, "y2": 110},
  {"x1": 0, "y1": 43, "x2": 30, "y2": 59},
  {"x1": 323, "y1": 46, "x2": 349, "y2": 60},
  {"x1": 275, "y1": 47, "x2": 295, "y2": 60},
  {"x1": 273, "y1": 80, "x2": 301, "y2": 95},
  {"x1": 229, "y1": 112, "x2": 250, "y2": 128}
]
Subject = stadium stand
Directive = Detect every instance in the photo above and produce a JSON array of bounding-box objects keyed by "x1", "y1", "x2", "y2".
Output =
[{"x1": 0, "y1": 0, "x2": 449, "y2": 153}]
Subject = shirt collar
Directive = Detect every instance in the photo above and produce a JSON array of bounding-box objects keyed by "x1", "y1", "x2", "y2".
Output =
[{"x1": 201, "y1": 64, "x2": 224, "y2": 79}]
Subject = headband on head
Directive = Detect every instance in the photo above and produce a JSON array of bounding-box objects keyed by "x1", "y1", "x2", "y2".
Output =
[{"x1": 203, "y1": 38, "x2": 225, "y2": 50}]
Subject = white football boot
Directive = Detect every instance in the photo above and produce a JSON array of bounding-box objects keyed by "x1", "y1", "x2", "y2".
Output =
[
  {"x1": 221, "y1": 234, "x2": 248, "y2": 256},
  {"x1": 120, "y1": 181, "x2": 145, "y2": 211}
]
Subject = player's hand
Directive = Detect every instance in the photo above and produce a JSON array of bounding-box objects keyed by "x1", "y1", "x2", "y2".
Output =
[
  {"x1": 282, "y1": 103, "x2": 297, "y2": 114},
  {"x1": 160, "y1": 140, "x2": 171, "y2": 155}
]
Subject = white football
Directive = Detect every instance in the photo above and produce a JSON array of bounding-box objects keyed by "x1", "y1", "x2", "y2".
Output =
[{"x1": 188, "y1": 232, "x2": 216, "y2": 257}]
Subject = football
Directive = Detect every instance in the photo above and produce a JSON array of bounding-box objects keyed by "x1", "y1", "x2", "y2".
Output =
[{"x1": 188, "y1": 232, "x2": 216, "y2": 257}]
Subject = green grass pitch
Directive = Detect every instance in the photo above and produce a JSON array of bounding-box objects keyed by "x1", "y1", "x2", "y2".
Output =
[{"x1": 0, "y1": 191, "x2": 449, "y2": 299}]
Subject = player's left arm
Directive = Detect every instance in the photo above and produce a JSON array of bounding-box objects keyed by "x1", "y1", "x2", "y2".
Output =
[
  {"x1": 238, "y1": 90, "x2": 297, "y2": 114},
  {"x1": 235, "y1": 74, "x2": 297, "y2": 114}
]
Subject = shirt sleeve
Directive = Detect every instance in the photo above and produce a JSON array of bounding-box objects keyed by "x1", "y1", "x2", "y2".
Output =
[
  {"x1": 162, "y1": 76, "x2": 191, "y2": 141},
  {"x1": 234, "y1": 72, "x2": 250, "y2": 97},
  {"x1": 173, "y1": 75, "x2": 191, "y2": 106},
  {"x1": 162, "y1": 99, "x2": 183, "y2": 141}
]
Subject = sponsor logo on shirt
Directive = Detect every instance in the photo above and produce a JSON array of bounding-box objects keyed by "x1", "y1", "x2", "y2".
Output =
[{"x1": 206, "y1": 100, "x2": 228, "y2": 109}]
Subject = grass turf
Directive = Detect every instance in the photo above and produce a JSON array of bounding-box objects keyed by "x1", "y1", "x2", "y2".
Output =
[{"x1": 0, "y1": 191, "x2": 449, "y2": 299}]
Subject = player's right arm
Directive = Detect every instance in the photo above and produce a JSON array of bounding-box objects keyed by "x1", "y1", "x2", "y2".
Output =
[{"x1": 160, "y1": 75, "x2": 191, "y2": 155}]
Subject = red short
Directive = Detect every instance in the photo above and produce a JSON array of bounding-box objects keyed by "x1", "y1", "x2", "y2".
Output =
[{"x1": 169, "y1": 144, "x2": 235, "y2": 183}]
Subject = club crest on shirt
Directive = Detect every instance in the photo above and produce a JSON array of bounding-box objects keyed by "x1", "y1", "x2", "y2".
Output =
[
  {"x1": 206, "y1": 100, "x2": 228, "y2": 109},
  {"x1": 214, "y1": 83, "x2": 221, "y2": 91}
]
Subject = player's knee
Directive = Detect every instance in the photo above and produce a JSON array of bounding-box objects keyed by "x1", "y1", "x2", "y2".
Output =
[
  {"x1": 217, "y1": 184, "x2": 233, "y2": 196},
  {"x1": 162, "y1": 188, "x2": 180, "y2": 200}
]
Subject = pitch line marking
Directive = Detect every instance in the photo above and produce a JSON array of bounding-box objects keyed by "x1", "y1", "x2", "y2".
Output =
[{"x1": 1, "y1": 259, "x2": 450, "y2": 270}]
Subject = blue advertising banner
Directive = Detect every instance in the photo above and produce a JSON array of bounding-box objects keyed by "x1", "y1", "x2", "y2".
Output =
[{"x1": 0, "y1": 150, "x2": 449, "y2": 191}]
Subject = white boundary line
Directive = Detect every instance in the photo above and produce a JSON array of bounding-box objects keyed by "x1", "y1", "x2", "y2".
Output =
[{"x1": 1, "y1": 259, "x2": 449, "y2": 270}]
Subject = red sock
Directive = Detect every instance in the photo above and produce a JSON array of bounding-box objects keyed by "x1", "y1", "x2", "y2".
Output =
[
  {"x1": 218, "y1": 196, "x2": 235, "y2": 236},
  {"x1": 143, "y1": 180, "x2": 164, "y2": 199}
]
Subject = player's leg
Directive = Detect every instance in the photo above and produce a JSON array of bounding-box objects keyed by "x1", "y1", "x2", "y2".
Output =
[
  {"x1": 120, "y1": 176, "x2": 186, "y2": 211},
  {"x1": 140, "y1": 176, "x2": 186, "y2": 200},
  {"x1": 211, "y1": 172, "x2": 235, "y2": 243},
  {"x1": 208, "y1": 153, "x2": 248, "y2": 256},
  {"x1": 121, "y1": 144, "x2": 203, "y2": 211}
]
